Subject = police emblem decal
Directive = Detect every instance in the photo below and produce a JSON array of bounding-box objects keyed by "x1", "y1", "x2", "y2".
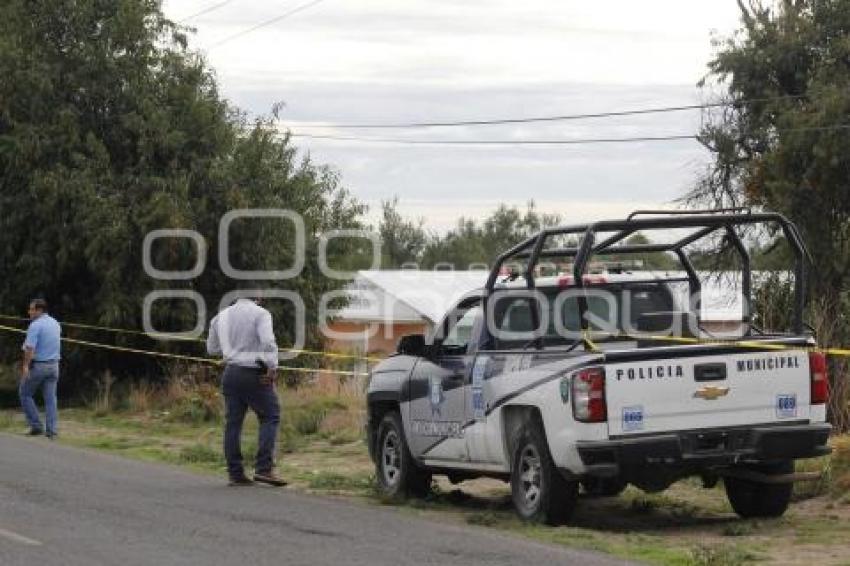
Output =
[{"x1": 429, "y1": 376, "x2": 445, "y2": 416}]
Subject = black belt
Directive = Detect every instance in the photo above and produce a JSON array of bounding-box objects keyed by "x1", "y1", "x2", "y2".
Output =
[{"x1": 32, "y1": 360, "x2": 59, "y2": 364}]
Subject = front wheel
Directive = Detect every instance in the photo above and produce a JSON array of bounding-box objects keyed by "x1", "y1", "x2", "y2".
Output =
[
  {"x1": 375, "y1": 412, "x2": 432, "y2": 499},
  {"x1": 724, "y1": 460, "x2": 794, "y2": 518},
  {"x1": 510, "y1": 423, "x2": 578, "y2": 525}
]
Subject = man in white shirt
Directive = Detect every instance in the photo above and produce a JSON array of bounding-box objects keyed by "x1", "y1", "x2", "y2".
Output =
[{"x1": 207, "y1": 296, "x2": 286, "y2": 487}]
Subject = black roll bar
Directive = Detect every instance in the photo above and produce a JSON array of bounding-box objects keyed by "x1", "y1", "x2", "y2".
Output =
[{"x1": 484, "y1": 211, "x2": 810, "y2": 339}]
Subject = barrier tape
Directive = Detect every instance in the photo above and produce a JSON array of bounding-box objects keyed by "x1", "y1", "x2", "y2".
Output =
[
  {"x1": 585, "y1": 330, "x2": 850, "y2": 357},
  {"x1": 0, "y1": 324, "x2": 369, "y2": 377},
  {"x1": 0, "y1": 314, "x2": 383, "y2": 362}
]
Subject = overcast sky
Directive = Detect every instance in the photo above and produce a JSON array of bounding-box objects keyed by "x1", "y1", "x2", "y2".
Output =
[{"x1": 163, "y1": 0, "x2": 744, "y2": 230}]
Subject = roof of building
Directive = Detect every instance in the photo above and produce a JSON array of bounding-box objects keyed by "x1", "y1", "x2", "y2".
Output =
[
  {"x1": 335, "y1": 270, "x2": 489, "y2": 324},
  {"x1": 334, "y1": 269, "x2": 753, "y2": 325}
]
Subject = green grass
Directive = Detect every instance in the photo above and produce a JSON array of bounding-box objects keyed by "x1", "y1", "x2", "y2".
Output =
[
  {"x1": 304, "y1": 470, "x2": 374, "y2": 492},
  {"x1": 178, "y1": 443, "x2": 222, "y2": 465},
  {"x1": 689, "y1": 543, "x2": 762, "y2": 566}
]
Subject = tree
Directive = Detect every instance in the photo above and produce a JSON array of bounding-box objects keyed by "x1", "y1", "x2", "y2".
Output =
[
  {"x1": 377, "y1": 197, "x2": 427, "y2": 268},
  {"x1": 692, "y1": 0, "x2": 850, "y2": 313},
  {"x1": 0, "y1": 0, "x2": 364, "y2": 388},
  {"x1": 600, "y1": 233, "x2": 678, "y2": 270},
  {"x1": 421, "y1": 202, "x2": 561, "y2": 269}
]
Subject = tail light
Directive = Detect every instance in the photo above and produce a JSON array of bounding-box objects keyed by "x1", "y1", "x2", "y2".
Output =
[
  {"x1": 809, "y1": 351, "x2": 829, "y2": 405},
  {"x1": 572, "y1": 366, "x2": 607, "y2": 422}
]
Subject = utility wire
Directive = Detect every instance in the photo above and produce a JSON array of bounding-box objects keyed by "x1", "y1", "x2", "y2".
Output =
[
  {"x1": 177, "y1": 0, "x2": 234, "y2": 23},
  {"x1": 286, "y1": 123, "x2": 850, "y2": 146},
  {"x1": 208, "y1": 0, "x2": 329, "y2": 49},
  {"x1": 289, "y1": 133, "x2": 699, "y2": 145},
  {"x1": 283, "y1": 95, "x2": 808, "y2": 130}
]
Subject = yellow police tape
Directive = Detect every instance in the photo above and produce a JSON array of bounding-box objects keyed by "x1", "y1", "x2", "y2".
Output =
[
  {"x1": 0, "y1": 314, "x2": 383, "y2": 363},
  {"x1": 0, "y1": 323, "x2": 369, "y2": 377},
  {"x1": 588, "y1": 330, "x2": 850, "y2": 357}
]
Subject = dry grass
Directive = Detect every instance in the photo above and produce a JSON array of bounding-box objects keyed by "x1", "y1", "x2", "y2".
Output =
[
  {"x1": 127, "y1": 382, "x2": 155, "y2": 413},
  {"x1": 84, "y1": 365, "x2": 366, "y2": 453},
  {"x1": 91, "y1": 370, "x2": 116, "y2": 415},
  {"x1": 830, "y1": 435, "x2": 850, "y2": 495}
]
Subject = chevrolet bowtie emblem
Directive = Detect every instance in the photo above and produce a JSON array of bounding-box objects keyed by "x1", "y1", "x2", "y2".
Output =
[{"x1": 693, "y1": 386, "x2": 730, "y2": 400}]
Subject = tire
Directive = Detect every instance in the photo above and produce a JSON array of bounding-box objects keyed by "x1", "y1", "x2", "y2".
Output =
[
  {"x1": 724, "y1": 460, "x2": 794, "y2": 519},
  {"x1": 581, "y1": 476, "x2": 628, "y2": 498},
  {"x1": 375, "y1": 412, "x2": 432, "y2": 499},
  {"x1": 510, "y1": 422, "x2": 579, "y2": 525}
]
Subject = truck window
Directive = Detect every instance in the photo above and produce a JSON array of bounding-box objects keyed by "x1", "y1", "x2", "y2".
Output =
[
  {"x1": 441, "y1": 305, "x2": 482, "y2": 355},
  {"x1": 489, "y1": 283, "x2": 675, "y2": 346}
]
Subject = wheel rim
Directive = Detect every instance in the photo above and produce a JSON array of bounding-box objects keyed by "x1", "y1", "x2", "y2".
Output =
[
  {"x1": 517, "y1": 444, "x2": 543, "y2": 512},
  {"x1": 381, "y1": 429, "x2": 402, "y2": 487}
]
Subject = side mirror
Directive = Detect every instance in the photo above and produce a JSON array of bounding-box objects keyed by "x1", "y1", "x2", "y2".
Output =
[{"x1": 397, "y1": 334, "x2": 426, "y2": 357}]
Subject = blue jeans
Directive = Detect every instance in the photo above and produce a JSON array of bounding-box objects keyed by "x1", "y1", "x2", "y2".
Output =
[
  {"x1": 221, "y1": 365, "x2": 281, "y2": 479},
  {"x1": 19, "y1": 362, "x2": 59, "y2": 435}
]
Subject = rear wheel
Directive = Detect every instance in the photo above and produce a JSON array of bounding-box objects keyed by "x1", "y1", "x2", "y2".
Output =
[
  {"x1": 375, "y1": 412, "x2": 432, "y2": 499},
  {"x1": 510, "y1": 423, "x2": 578, "y2": 525},
  {"x1": 724, "y1": 460, "x2": 794, "y2": 518}
]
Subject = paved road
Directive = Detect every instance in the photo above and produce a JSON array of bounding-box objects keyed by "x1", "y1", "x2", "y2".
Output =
[{"x1": 0, "y1": 433, "x2": 632, "y2": 566}]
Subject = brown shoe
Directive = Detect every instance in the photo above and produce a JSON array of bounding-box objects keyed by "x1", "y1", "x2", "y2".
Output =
[
  {"x1": 253, "y1": 472, "x2": 287, "y2": 487},
  {"x1": 228, "y1": 475, "x2": 255, "y2": 487}
]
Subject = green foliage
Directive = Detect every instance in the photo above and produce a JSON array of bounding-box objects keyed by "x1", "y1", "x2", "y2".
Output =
[
  {"x1": 0, "y1": 0, "x2": 364, "y2": 389},
  {"x1": 378, "y1": 199, "x2": 562, "y2": 270},
  {"x1": 600, "y1": 233, "x2": 678, "y2": 270},
  {"x1": 693, "y1": 0, "x2": 850, "y2": 324},
  {"x1": 752, "y1": 271, "x2": 794, "y2": 331},
  {"x1": 167, "y1": 383, "x2": 222, "y2": 423},
  {"x1": 285, "y1": 397, "x2": 344, "y2": 435},
  {"x1": 378, "y1": 196, "x2": 427, "y2": 268},
  {"x1": 422, "y1": 201, "x2": 561, "y2": 269}
]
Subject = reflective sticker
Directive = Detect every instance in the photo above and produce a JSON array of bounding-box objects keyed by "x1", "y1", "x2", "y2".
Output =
[
  {"x1": 429, "y1": 376, "x2": 444, "y2": 416},
  {"x1": 776, "y1": 394, "x2": 797, "y2": 419},
  {"x1": 622, "y1": 406, "x2": 644, "y2": 432},
  {"x1": 559, "y1": 377, "x2": 570, "y2": 404},
  {"x1": 471, "y1": 356, "x2": 489, "y2": 421}
]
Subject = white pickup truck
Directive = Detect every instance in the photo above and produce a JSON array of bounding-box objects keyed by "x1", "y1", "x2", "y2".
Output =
[{"x1": 366, "y1": 211, "x2": 832, "y2": 524}]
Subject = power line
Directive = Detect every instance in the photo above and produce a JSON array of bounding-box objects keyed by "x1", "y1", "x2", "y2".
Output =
[
  {"x1": 286, "y1": 123, "x2": 850, "y2": 146},
  {"x1": 283, "y1": 95, "x2": 808, "y2": 130},
  {"x1": 208, "y1": 0, "x2": 329, "y2": 49},
  {"x1": 177, "y1": 0, "x2": 234, "y2": 23},
  {"x1": 289, "y1": 133, "x2": 699, "y2": 145}
]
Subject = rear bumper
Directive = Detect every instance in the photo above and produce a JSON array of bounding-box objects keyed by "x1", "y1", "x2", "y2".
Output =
[{"x1": 577, "y1": 422, "x2": 832, "y2": 476}]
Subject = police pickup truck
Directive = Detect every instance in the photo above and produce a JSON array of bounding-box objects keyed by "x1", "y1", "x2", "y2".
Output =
[{"x1": 366, "y1": 210, "x2": 831, "y2": 524}]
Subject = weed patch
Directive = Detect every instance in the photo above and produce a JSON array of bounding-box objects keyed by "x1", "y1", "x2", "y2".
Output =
[
  {"x1": 690, "y1": 543, "x2": 759, "y2": 565},
  {"x1": 179, "y1": 443, "x2": 221, "y2": 465},
  {"x1": 306, "y1": 470, "x2": 373, "y2": 492}
]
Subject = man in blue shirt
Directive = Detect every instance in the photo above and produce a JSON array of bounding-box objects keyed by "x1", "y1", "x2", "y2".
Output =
[{"x1": 19, "y1": 299, "x2": 61, "y2": 438}]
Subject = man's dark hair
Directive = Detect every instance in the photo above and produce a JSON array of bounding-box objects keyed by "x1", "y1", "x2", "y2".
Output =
[{"x1": 30, "y1": 298, "x2": 47, "y2": 312}]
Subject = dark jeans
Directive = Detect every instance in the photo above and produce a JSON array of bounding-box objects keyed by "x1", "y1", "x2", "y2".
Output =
[
  {"x1": 19, "y1": 362, "x2": 59, "y2": 435},
  {"x1": 221, "y1": 364, "x2": 281, "y2": 479}
]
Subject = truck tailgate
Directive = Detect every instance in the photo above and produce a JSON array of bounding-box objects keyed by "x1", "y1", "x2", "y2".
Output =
[{"x1": 605, "y1": 349, "x2": 812, "y2": 436}]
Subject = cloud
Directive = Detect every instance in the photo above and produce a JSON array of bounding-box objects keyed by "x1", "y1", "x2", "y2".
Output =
[{"x1": 164, "y1": 0, "x2": 740, "y2": 230}]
